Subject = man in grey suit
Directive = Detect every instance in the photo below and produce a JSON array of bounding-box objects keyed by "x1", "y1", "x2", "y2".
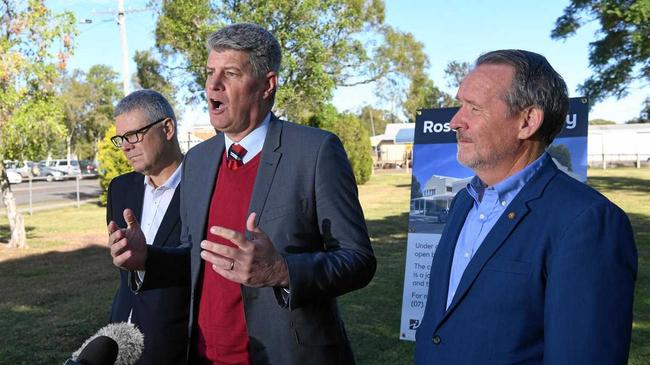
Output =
[{"x1": 108, "y1": 23, "x2": 376, "y2": 364}]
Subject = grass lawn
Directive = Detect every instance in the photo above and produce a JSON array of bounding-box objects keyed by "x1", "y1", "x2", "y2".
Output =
[{"x1": 0, "y1": 167, "x2": 648, "y2": 364}]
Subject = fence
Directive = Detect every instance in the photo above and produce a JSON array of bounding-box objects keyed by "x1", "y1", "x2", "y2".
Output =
[{"x1": 588, "y1": 153, "x2": 650, "y2": 169}]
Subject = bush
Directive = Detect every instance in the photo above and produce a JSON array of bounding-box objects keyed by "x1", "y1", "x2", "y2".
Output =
[
  {"x1": 97, "y1": 125, "x2": 131, "y2": 205},
  {"x1": 320, "y1": 112, "x2": 373, "y2": 185}
]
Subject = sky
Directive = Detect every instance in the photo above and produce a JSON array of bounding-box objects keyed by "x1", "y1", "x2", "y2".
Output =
[{"x1": 48, "y1": 0, "x2": 647, "y2": 130}]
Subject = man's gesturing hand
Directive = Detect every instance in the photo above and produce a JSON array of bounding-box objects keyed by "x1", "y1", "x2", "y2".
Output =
[
  {"x1": 200, "y1": 212, "x2": 289, "y2": 288},
  {"x1": 107, "y1": 208, "x2": 147, "y2": 271}
]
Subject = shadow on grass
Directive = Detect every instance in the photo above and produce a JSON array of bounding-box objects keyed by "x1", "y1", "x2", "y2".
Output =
[
  {"x1": 588, "y1": 176, "x2": 650, "y2": 194},
  {"x1": 340, "y1": 212, "x2": 415, "y2": 365},
  {"x1": 0, "y1": 245, "x2": 116, "y2": 364},
  {"x1": 0, "y1": 224, "x2": 37, "y2": 243}
]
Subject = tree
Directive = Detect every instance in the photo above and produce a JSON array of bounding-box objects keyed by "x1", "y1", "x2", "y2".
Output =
[
  {"x1": 97, "y1": 125, "x2": 131, "y2": 205},
  {"x1": 358, "y1": 105, "x2": 394, "y2": 136},
  {"x1": 152, "y1": 0, "x2": 438, "y2": 122},
  {"x1": 551, "y1": 0, "x2": 649, "y2": 111},
  {"x1": 589, "y1": 118, "x2": 616, "y2": 125},
  {"x1": 444, "y1": 60, "x2": 470, "y2": 89},
  {"x1": 411, "y1": 175, "x2": 423, "y2": 199},
  {"x1": 373, "y1": 27, "x2": 454, "y2": 122},
  {"x1": 133, "y1": 50, "x2": 177, "y2": 111},
  {"x1": 547, "y1": 144, "x2": 573, "y2": 171},
  {"x1": 0, "y1": 0, "x2": 76, "y2": 248},
  {"x1": 309, "y1": 105, "x2": 372, "y2": 184},
  {"x1": 59, "y1": 65, "x2": 122, "y2": 160}
]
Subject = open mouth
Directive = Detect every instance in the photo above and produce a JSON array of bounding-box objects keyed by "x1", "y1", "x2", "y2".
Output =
[{"x1": 209, "y1": 98, "x2": 225, "y2": 112}]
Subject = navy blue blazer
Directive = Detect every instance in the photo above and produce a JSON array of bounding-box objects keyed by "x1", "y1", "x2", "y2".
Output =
[
  {"x1": 107, "y1": 171, "x2": 190, "y2": 365},
  {"x1": 414, "y1": 158, "x2": 637, "y2": 364}
]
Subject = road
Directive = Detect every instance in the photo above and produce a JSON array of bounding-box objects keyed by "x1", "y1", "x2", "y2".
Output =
[{"x1": 6, "y1": 177, "x2": 102, "y2": 207}]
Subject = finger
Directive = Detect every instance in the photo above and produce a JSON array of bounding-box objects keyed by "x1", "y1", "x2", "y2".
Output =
[
  {"x1": 212, "y1": 264, "x2": 240, "y2": 283},
  {"x1": 245, "y1": 212, "x2": 269, "y2": 241},
  {"x1": 113, "y1": 249, "x2": 133, "y2": 268},
  {"x1": 209, "y1": 226, "x2": 251, "y2": 249},
  {"x1": 201, "y1": 240, "x2": 238, "y2": 259},
  {"x1": 123, "y1": 208, "x2": 139, "y2": 230},
  {"x1": 110, "y1": 238, "x2": 128, "y2": 258},
  {"x1": 200, "y1": 247, "x2": 235, "y2": 270},
  {"x1": 109, "y1": 228, "x2": 125, "y2": 246},
  {"x1": 107, "y1": 221, "x2": 119, "y2": 236}
]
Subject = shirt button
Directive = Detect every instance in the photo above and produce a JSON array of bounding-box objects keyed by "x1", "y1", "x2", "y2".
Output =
[
  {"x1": 464, "y1": 252, "x2": 470, "y2": 258},
  {"x1": 432, "y1": 335, "x2": 441, "y2": 345},
  {"x1": 479, "y1": 213, "x2": 485, "y2": 220},
  {"x1": 501, "y1": 200, "x2": 507, "y2": 206}
]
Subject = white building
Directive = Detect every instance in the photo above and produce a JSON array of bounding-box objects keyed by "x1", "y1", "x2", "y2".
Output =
[
  {"x1": 370, "y1": 123, "x2": 415, "y2": 168},
  {"x1": 588, "y1": 124, "x2": 650, "y2": 167}
]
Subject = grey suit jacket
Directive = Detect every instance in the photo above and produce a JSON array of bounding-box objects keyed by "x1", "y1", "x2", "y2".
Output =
[{"x1": 145, "y1": 115, "x2": 376, "y2": 364}]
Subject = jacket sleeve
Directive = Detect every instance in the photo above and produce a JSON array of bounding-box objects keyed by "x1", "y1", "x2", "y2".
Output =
[
  {"x1": 282, "y1": 133, "x2": 376, "y2": 310},
  {"x1": 543, "y1": 201, "x2": 637, "y2": 363}
]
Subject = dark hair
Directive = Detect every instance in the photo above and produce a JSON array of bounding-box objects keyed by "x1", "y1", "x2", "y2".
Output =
[
  {"x1": 114, "y1": 89, "x2": 176, "y2": 126},
  {"x1": 207, "y1": 23, "x2": 282, "y2": 78},
  {"x1": 476, "y1": 49, "x2": 569, "y2": 145}
]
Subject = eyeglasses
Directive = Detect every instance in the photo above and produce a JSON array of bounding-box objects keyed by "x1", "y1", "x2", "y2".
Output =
[{"x1": 110, "y1": 118, "x2": 168, "y2": 148}]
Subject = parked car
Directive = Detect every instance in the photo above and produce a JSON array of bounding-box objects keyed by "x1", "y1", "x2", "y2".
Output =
[
  {"x1": 36, "y1": 162, "x2": 65, "y2": 182},
  {"x1": 12, "y1": 160, "x2": 40, "y2": 178},
  {"x1": 79, "y1": 160, "x2": 98, "y2": 177},
  {"x1": 6, "y1": 169, "x2": 23, "y2": 184},
  {"x1": 39, "y1": 159, "x2": 81, "y2": 178}
]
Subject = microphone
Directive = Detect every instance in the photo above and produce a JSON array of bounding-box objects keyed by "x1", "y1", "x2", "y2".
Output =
[{"x1": 65, "y1": 322, "x2": 144, "y2": 365}]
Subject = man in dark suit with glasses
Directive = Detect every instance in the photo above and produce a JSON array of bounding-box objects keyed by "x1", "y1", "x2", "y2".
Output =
[{"x1": 106, "y1": 89, "x2": 189, "y2": 365}]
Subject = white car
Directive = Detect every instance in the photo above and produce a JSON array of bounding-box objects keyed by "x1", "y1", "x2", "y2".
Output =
[{"x1": 6, "y1": 170, "x2": 22, "y2": 184}]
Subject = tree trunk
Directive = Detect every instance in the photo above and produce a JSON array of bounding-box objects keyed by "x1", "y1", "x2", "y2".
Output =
[{"x1": 1, "y1": 164, "x2": 27, "y2": 248}]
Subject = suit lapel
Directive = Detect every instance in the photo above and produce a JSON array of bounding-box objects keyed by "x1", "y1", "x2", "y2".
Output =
[
  {"x1": 128, "y1": 174, "x2": 145, "y2": 224},
  {"x1": 189, "y1": 135, "x2": 224, "y2": 286},
  {"x1": 429, "y1": 191, "x2": 472, "y2": 325},
  {"x1": 151, "y1": 187, "x2": 180, "y2": 247},
  {"x1": 247, "y1": 115, "x2": 283, "y2": 236},
  {"x1": 437, "y1": 158, "x2": 560, "y2": 327}
]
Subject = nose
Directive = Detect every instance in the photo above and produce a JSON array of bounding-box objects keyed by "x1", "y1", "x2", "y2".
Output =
[
  {"x1": 206, "y1": 72, "x2": 223, "y2": 91},
  {"x1": 449, "y1": 107, "x2": 465, "y2": 131},
  {"x1": 120, "y1": 139, "x2": 134, "y2": 152}
]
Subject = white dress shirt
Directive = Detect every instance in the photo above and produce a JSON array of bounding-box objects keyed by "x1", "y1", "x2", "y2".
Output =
[
  {"x1": 224, "y1": 112, "x2": 270, "y2": 162},
  {"x1": 140, "y1": 163, "x2": 183, "y2": 246}
]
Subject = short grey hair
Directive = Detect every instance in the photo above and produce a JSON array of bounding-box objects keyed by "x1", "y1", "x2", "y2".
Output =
[
  {"x1": 206, "y1": 23, "x2": 282, "y2": 78},
  {"x1": 476, "y1": 49, "x2": 569, "y2": 146},
  {"x1": 114, "y1": 89, "x2": 176, "y2": 126}
]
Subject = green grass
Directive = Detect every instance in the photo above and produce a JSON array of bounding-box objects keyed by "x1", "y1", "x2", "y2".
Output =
[{"x1": 0, "y1": 168, "x2": 648, "y2": 364}]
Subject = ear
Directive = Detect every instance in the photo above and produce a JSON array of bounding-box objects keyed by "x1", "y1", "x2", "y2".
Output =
[
  {"x1": 262, "y1": 71, "x2": 278, "y2": 101},
  {"x1": 163, "y1": 118, "x2": 176, "y2": 141},
  {"x1": 517, "y1": 106, "x2": 544, "y2": 140}
]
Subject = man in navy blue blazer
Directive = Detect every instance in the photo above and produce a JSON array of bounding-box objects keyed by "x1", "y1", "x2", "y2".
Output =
[
  {"x1": 414, "y1": 50, "x2": 637, "y2": 364},
  {"x1": 107, "y1": 89, "x2": 189, "y2": 365}
]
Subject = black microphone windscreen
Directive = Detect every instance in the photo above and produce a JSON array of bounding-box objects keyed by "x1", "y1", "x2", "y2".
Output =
[
  {"x1": 72, "y1": 323, "x2": 144, "y2": 365},
  {"x1": 75, "y1": 335, "x2": 118, "y2": 365}
]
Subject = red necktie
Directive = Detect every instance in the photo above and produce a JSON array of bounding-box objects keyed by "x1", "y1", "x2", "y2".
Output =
[{"x1": 227, "y1": 144, "x2": 247, "y2": 170}]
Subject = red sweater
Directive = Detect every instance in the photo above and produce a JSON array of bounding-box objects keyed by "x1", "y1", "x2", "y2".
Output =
[{"x1": 196, "y1": 152, "x2": 261, "y2": 364}]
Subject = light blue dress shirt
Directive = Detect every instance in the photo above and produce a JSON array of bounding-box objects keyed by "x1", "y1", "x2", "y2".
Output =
[{"x1": 446, "y1": 153, "x2": 549, "y2": 309}]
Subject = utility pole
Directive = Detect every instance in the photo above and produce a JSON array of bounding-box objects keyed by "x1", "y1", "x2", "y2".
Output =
[
  {"x1": 117, "y1": 0, "x2": 129, "y2": 95},
  {"x1": 369, "y1": 108, "x2": 376, "y2": 136},
  {"x1": 85, "y1": 2, "x2": 153, "y2": 95}
]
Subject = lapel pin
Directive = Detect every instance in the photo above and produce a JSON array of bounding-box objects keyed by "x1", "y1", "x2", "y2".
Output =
[{"x1": 507, "y1": 212, "x2": 516, "y2": 220}]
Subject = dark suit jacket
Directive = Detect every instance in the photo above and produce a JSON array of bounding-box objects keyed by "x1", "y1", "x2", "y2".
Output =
[
  {"x1": 414, "y1": 158, "x2": 637, "y2": 364},
  {"x1": 107, "y1": 171, "x2": 190, "y2": 365},
  {"x1": 144, "y1": 115, "x2": 376, "y2": 364}
]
